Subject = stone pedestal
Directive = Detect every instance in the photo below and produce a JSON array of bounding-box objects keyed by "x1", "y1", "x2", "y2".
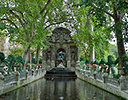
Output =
[
  {"x1": 16, "y1": 71, "x2": 20, "y2": 85},
  {"x1": 119, "y1": 75, "x2": 127, "y2": 90},
  {"x1": 42, "y1": 60, "x2": 46, "y2": 67},
  {"x1": 26, "y1": 70, "x2": 29, "y2": 79},
  {"x1": 102, "y1": 73, "x2": 108, "y2": 83},
  {"x1": 118, "y1": 67, "x2": 126, "y2": 76},
  {"x1": 67, "y1": 61, "x2": 71, "y2": 68},
  {"x1": 93, "y1": 71, "x2": 97, "y2": 79},
  {"x1": 51, "y1": 60, "x2": 55, "y2": 68}
]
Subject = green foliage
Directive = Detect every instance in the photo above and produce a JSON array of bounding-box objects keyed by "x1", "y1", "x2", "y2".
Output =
[
  {"x1": 72, "y1": 4, "x2": 110, "y2": 60},
  {"x1": 16, "y1": 56, "x2": 24, "y2": 64},
  {"x1": 122, "y1": 55, "x2": 128, "y2": 62},
  {"x1": 0, "y1": 22, "x2": 6, "y2": 30},
  {"x1": 114, "y1": 57, "x2": 119, "y2": 65},
  {"x1": 85, "y1": 60, "x2": 89, "y2": 64},
  {"x1": 0, "y1": 52, "x2": 5, "y2": 64},
  {"x1": 107, "y1": 55, "x2": 114, "y2": 65},
  {"x1": 9, "y1": 48, "x2": 23, "y2": 56},
  {"x1": 80, "y1": 57, "x2": 85, "y2": 61},
  {"x1": 7, "y1": 55, "x2": 15, "y2": 63},
  {"x1": 99, "y1": 58, "x2": 106, "y2": 65},
  {"x1": 80, "y1": 61, "x2": 85, "y2": 65},
  {"x1": 93, "y1": 60, "x2": 99, "y2": 65},
  {"x1": 109, "y1": 44, "x2": 118, "y2": 58},
  {"x1": 105, "y1": 55, "x2": 116, "y2": 76},
  {"x1": 0, "y1": 0, "x2": 78, "y2": 62},
  {"x1": 2, "y1": 59, "x2": 8, "y2": 64},
  {"x1": 73, "y1": 0, "x2": 127, "y2": 66},
  {"x1": 7, "y1": 54, "x2": 15, "y2": 72},
  {"x1": 39, "y1": 58, "x2": 42, "y2": 64},
  {"x1": 32, "y1": 58, "x2": 36, "y2": 64}
]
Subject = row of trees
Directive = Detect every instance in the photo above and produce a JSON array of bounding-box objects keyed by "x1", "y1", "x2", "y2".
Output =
[
  {"x1": 0, "y1": 0, "x2": 127, "y2": 69},
  {"x1": 72, "y1": 0, "x2": 128, "y2": 67},
  {"x1": 0, "y1": 0, "x2": 76, "y2": 63}
]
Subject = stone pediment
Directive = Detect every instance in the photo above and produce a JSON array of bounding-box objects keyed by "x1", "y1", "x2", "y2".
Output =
[{"x1": 51, "y1": 27, "x2": 73, "y2": 42}]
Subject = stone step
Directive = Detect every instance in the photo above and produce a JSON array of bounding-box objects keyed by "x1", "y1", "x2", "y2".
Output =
[
  {"x1": 45, "y1": 74, "x2": 77, "y2": 77},
  {"x1": 50, "y1": 68, "x2": 70, "y2": 72},
  {"x1": 45, "y1": 77, "x2": 76, "y2": 81},
  {"x1": 45, "y1": 68, "x2": 77, "y2": 79},
  {"x1": 46, "y1": 71, "x2": 75, "y2": 74}
]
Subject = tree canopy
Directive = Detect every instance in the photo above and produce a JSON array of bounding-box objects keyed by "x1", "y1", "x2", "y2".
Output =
[
  {"x1": 0, "y1": 0, "x2": 127, "y2": 66},
  {"x1": 0, "y1": 0, "x2": 77, "y2": 61},
  {"x1": 73, "y1": 0, "x2": 128, "y2": 66}
]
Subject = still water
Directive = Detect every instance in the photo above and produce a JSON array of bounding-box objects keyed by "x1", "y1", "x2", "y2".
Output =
[{"x1": 0, "y1": 78, "x2": 125, "y2": 100}]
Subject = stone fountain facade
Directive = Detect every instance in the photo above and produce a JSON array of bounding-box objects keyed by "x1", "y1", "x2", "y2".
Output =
[{"x1": 42, "y1": 27, "x2": 79, "y2": 68}]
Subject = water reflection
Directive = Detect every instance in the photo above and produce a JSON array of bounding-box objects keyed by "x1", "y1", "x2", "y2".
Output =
[{"x1": 0, "y1": 78, "x2": 125, "y2": 100}]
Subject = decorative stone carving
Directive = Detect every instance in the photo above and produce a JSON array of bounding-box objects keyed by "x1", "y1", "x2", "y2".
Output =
[
  {"x1": 47, "y1": 52, "x2": 51, "y2": 60},
  {"x1": 42, "y1": 27, "x2": 78, "y2": 68}
]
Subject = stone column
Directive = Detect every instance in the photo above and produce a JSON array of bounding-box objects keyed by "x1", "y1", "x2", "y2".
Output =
[
  {"x1": 77, "y1": 47, "x2": 80, "y2": 62},
  {"x1": 67, "y1": 44, "x2": 71, "y2": 68},
  {"x1": 26, "y1": 70, "x2": 29, "y2": 79},
  {"x1": 76, "y1": 47, "x2": 80, "y2": 68},
  {"x1": 51, "y1": 46, "x2": 56, "y2": 68},
  {"x1": 16, "y1": 71, "x2": 20, "y2": 85}
]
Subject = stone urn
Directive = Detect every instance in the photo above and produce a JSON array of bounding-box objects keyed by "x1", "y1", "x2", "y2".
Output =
[{"x1": 118, "y1": 67, "x2": 126, "y2": 76}]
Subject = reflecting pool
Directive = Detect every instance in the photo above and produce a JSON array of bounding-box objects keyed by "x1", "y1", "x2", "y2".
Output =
[{"x1": 0, "y1": 78, "x2": 125, "y2": 100}]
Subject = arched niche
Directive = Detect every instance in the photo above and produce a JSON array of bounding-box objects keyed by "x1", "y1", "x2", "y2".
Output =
[{"x1": 56, "y1": 48, "x2": 66, "y2": 67}]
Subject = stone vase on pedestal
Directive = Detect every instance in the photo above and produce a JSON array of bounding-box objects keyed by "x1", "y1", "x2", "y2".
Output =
[
  {"x1": 118, "y1": 67, "x2": 127, "y2": 90},
  {"x1": 118, "y1": 67, "x2": 126, "y2": 76}
]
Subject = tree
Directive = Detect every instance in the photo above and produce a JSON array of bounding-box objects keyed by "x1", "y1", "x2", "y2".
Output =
[
  {"x1": 72, "y1": 5, "x2": 110, "y2": 61},
  {"x1": 0, "y1": 0, "x2": 76, "y2": 64},
  {"x1": 73, "y1": 0, "x2": 127, "y2": 66}
]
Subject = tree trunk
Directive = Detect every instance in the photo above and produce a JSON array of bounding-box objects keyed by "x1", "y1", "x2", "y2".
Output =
[
  {"x1": 113, "y1": 8, "x2": 126, "y2": 66},
  {"x1": 87, "y1": 15, "x2": 95, "y2": 64},
  {"x1": 22, "y1": 46, "x2": 30, "y2": 61},
  {"x1": 85, "y1": 51, "x2": 87, "y2": 61},
  {"x1": 115, "y1": 26, "x2": 126, "y2": 66},
  {"x1": 35, "y1": 45, "x2": 41, "y2": 64},
  {"x1": 22, "y1": 45, "x2": 31, "y2": 70},
  {"x1": 0, "y1": 59, "x2": 1, "y2": 65}
]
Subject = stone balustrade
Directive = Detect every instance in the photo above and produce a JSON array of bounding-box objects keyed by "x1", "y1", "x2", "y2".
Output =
[
  {"x1": 0, "y1": 68, "x2": 46, "y2": 95},
  {"x1": 76, "y1": 66, "x2": 128, "y2": 100}
]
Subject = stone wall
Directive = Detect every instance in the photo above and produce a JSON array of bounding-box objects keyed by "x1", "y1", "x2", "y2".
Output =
[
  {"x1": 75, "y1": 67, "x2": 128, "y2": 100},
  {"x1": 0, "y1": 68, "x2": 46, "y2": 95}
]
